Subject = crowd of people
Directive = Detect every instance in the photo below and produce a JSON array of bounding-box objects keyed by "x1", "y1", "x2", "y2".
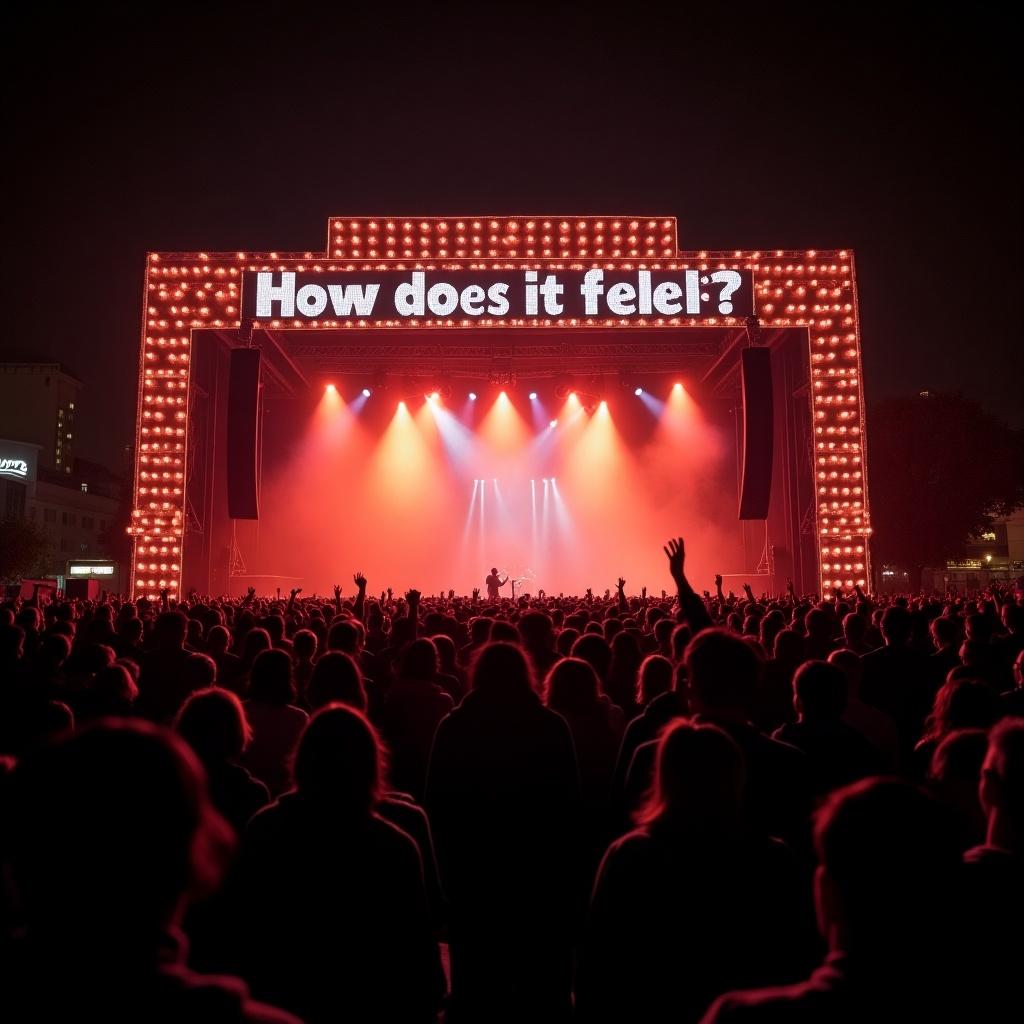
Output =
[{"x1": 1, "y1": 540, "x2": 1022, "y2": 1022}]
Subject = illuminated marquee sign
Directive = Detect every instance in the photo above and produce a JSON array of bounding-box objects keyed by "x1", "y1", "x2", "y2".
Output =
[
  {"x1": 69, "y1": 564, "x2": 115, "y2": 576},
  {"x1": 0, "y1": 457, "x2": 29, "y2": 478},
  {"x1": 132, "y1": 214, "x2": 871, "y2": 601},
  {"x1": 243, "y1": 268, "x2": 754, "y2": 323}
]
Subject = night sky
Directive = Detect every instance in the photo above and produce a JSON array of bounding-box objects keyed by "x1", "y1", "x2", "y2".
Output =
[{"x1": 6, "y1": 5, "x2": 1021, "y2": 469}]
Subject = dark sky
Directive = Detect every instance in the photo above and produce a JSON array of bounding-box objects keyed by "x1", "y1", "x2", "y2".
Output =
[{"x1": 6, "y1": 5, "x2": 1021, "y2": 468}]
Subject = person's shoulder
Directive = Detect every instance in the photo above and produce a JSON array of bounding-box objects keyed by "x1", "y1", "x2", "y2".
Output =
[
  {"x1": 159, "y1": 963, "x2": 302, "y2": 1023},
  {"x1": 700, "y1": 964, "x2": 843, "y2": 1024},
  {"x1": 370, "y1": 811, "x2": 426, "y2": 863}
]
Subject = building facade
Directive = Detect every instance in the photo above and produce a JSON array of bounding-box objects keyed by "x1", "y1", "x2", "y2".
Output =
[
  {"x1": 0, "y1": 437, "x2": 123, "y2": 591},
  {"x1": 0, "y1": 362, "x2": 81, "y2": 473}
]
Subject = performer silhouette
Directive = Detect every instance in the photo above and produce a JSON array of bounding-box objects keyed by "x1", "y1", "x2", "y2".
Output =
[{"x1": 485, "y1": 567, "x2": 508, "y2": 601}]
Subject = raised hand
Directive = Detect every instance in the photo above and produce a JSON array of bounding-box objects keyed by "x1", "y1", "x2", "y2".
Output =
[
  {"x1": 353, "y1": 572, "x2": 367, "y2": 590},
  {"x1": 448, "y1": 589, "x2": 455, "y2": 600},
  {"x1": 333, "y1": 584, "x2": 342, "y2": 600},
  {"x1": 405, "y1": 589, "x2": 421, "y2": 605},
  {"x1": 617, "y1": 577, "x2": 626, "y2": 590},
  {"x1": 290, "y1": 587, "x2": 302, "y2": 597},
  {"x1": 663, "y1": 537, "x2": 686, "y2": 583},
  {"x1": 472, "y1": 587, "x2": 480, "y2": 599},
  {"x1": 715, "y1": 573, "x2": 723, "y2": 589},
  {"x1": 641, "y1": 586, "x2": 647, "y2": 599}
]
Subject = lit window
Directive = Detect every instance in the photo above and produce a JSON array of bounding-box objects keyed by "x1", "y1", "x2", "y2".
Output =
[
  {"x1": 81, "y1": 483, "x2": 88, "y2": 493},
  {"x1": 69, "y1": 402, "x2": 75, "y2": 410}
]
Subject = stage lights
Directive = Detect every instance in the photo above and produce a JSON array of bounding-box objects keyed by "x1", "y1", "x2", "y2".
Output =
[
  {"x1": 429, "y1": 391, "x2": 440, "y2": 402},
  {"x1": 325, "y1": 383, "x2": 336, "y2": 393},
  {"x1": 529, "y1": 391, "x2": 538, "y2": 400},
  {"x1": 468, "y1": 391, "x2": 477, "y2": 401},
  {"x1": 362, "y1": 388, "x2": 372, "y2": 397},
  {"x1": 634, "y1": 387, "x2": 643, "y2": 396},
  {"x1": 549, "y1": 419, "x2": 557, "y2": 428}
]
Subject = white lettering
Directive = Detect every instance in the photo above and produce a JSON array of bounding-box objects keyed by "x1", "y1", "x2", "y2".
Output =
[
  {"x1": 427, "y1": 282, "x2": 460, "y2": 316},
  {"x1": 295, "y1": 284, "x2": 328, "y2": 317},
  {"x1": 395, "y1": 272, "x2": 426, "y2": 316},
  {"x1": 539, "y1": 274, "x2": 564, "y2": 315},
  {"x1": 487, "y1": 282, "x2": 510, "y2": 316},
  {"x1": 255, "y1": 272, "x2": 296, "y2": 318},
  {"x1": 607, "y1": 281, "x2": 637, "y2": 315},
  {"x1": 0, "y1": 457, "x2": 28, "y2": 478},
  {"x1": 685, "y1": 270, "x2": 701, "y2": 315},
  {"x1": 581, "y1": 269, "x2": 604, "y2": 315},
  {"x1": 525, "y1": 270, "x2": 539, "y2": 315},
  {"x1": 326, "y1": 282, "x2": 380, "y2": 316},
  {"x1": 638, "y1": 270, "x2": 652, "y2": 315},
  {"x1": 461, "y1": 285, "x2": 485, "y2": 315},
  {"x1": 653, "y1": 281, "x2": 683, "y2": 315}
]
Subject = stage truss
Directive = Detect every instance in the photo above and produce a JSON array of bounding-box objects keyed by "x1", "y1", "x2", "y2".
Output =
[{"x1": 130, "y1": 216, "x2": 871, "y2": 598}]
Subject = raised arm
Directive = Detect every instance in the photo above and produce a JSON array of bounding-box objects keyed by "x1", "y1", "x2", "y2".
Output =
[
  {"x1": 353, "y1": 572, "x2": 367, "y2": 621},
  {"x1": 406, "y1": 589, "x2": 421, "y2": 639},
  {"x1": 616, "y1": 577, "x2": 628, "y2": 614},
  {"x1": 663, "y1": 537, "x2": 712, "y2": 632}
]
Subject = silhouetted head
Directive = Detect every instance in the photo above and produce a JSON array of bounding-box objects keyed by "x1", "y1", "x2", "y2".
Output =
[
  {"x1": 489, "y1": 621, "x2": 519, "y2": 643},
  {"x1": 9, "y1": 720, "x2": 232, "y2": 953},
  {"x1": 470, "y1": 642, "x2": 537, "y2": 701},
  {"x1": 806, "y1": 607, "x2": 833, "y2": 640},
  {"x1": 794, "y1": 660, "x2": 848, "y2": 722},
  {"x1": 828, "y1": 648, "x2": 864, "y2": 695},
  {"x1": 490, "y1": 567, "x2": 498, "y2": 576},
  {"x1": 90, "y1": 664, "x2": 139, "y2": 715},
  {"x1": 431, "y1": 633, "x2": 457, "y2": 672},
  {"x1": 842, "y1": 612, "x2": 867, "y2": 646},
  {"x1": 249, "y1": 648, "x2": 296, "y2": 706},
  {"x1": 328, "y1": 618, "x2": 361, "y2": 655},
  {"x1": 929, "y1": 728, "x2": 988, "y2": 849},
  {"x1": 638, "y1": 719, "x2": 745, "y2": 833},
  {"x1": 292, "y1": 628, "x2": 317, "y2": 660},
  {"x1": 206, "y1": 624, "x2": 230, "y2": 654},
  {"x1": 307, "y1": 651, "x2": 366, "y2": 712},
  {"x1": 518, "y1": 610, "x2": 554, "y2": 649},
  {"x1": 556, "y1": 627, "x2": 580, "y2": 657},
  {"x1": 175, "y1": 687, "x2": 251, "y2": 764},
  {"x1": 880, "y1": 606, "x2": 912, "y2": 646},
  {"x1": 153, "y1": 611, "x2": 188, "y2": 651},
  {"x1": 813, "y1": 778, "x2": 960, "y2": 955},
  {"x1": 684, "y1": 628, "x2": 761, "y2": 718},
  {"x1": 398, "y1": 637, "x2": 439, "y2": 680},
  {"x1": 293, "y1": 703, "x2": 384, "y2": 814},
  {"x1": 571, "y1": 633, "x2": 612, "y2": 682},
  {"x1": 543, "y1": 657, "x2": 600, "y2": 715},
  {"x1": 0, "y1": 624, "x2": 24, "y2": 661},
  {"x1": 470, "y1": 616, "x2": 494, "y2": 644},
  {"x1": 637, "y1": 654, "x2": 673, "y2": 706},
  {"x1": 979, "y1": 717, "x2": 1024, "y2": 848},
  {"x1": 241, "y1": 627, "x2": 271, "y2": 664},
  {"x1": 182, "y1": 652, "x2": 217, "y2": 691},
  {"x1": 923, "y1": 678, "x2": 1002, "y2": 742},
  {"x1": 773, "y1": 627, "x2": 804, "y2": 662},
  {"x1": 930, "y1": 615, "x2": 959, "y2": 650}
]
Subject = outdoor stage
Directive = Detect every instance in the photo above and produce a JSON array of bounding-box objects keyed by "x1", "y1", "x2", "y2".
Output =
[{"x1": 129, "y1": 216, "x2": 871, "y2": 598}]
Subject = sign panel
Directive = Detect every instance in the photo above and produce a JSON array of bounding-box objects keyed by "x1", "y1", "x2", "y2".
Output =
[{"x1": 242, "y1": 268, "x2": 754, "y2": 323}]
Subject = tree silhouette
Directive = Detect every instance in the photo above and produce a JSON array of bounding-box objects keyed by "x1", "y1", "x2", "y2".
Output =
[
  {"x1": 869, "y1": 393, "x2": 1024, "y2": 576},
  {"x1": 0, "y1": 517, "x2": 52, "y2": 583}
]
